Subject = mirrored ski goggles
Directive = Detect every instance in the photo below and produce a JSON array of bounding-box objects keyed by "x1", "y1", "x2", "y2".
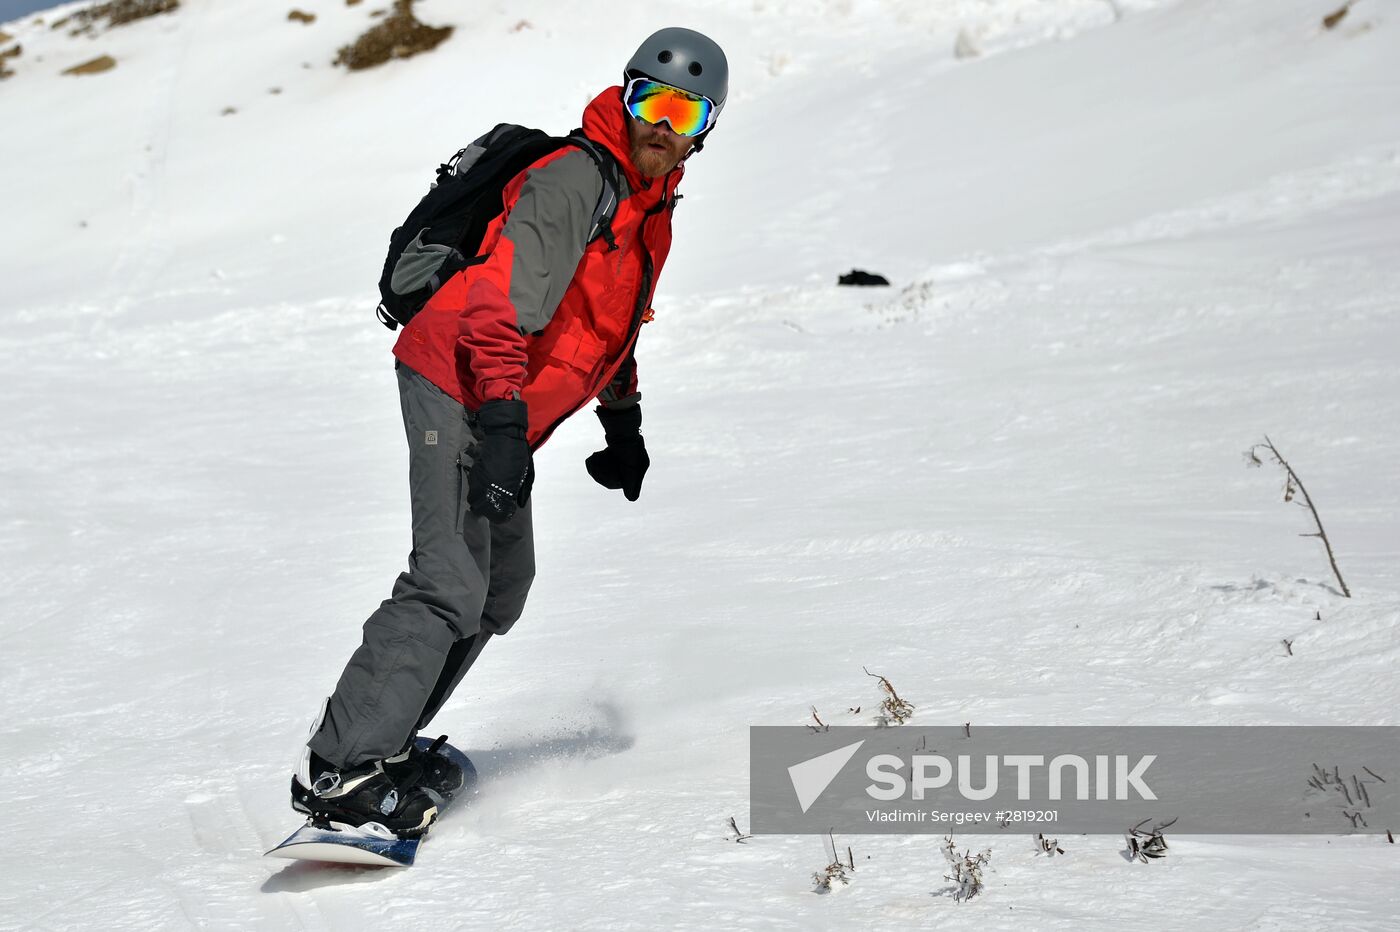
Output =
[{"x1": 623, "y1": 77, "x2": 717, "y2": 137}]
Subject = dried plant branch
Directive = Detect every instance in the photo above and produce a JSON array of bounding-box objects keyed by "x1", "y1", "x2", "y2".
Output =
[
  {"x1": 1306, "y1": 762, "x2": 1386, "y2": 832},
  {"x1": 1126, "y1": 817, "x2": 1176, "y2": 862},
  {"x1": 862, "y1": 666, "x2": 915, "y2": 724},
  {"x1": 812, "y1": 830, "x2": 854, "y2": 892},
  {"x1": 1245, "y1": 436, "x2": 1350, "y2": 597},
  {"x1": 942, "y1": 835, "x2": 992, "y2": 901}
]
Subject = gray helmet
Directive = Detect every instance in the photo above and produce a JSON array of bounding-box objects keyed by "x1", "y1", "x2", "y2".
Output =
[{"x1": 625, "y1": 27, "x2": 728, "y2": 113}]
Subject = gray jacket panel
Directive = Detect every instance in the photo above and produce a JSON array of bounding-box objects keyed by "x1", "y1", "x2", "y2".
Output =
[{"x1": 505, "y1": 149, "x2": 608, "y2": 335}]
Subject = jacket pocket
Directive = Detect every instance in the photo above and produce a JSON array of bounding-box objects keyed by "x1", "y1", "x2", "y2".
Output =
[{"x1": 547, "y1": 319, "x2": 609, "y2": 374}]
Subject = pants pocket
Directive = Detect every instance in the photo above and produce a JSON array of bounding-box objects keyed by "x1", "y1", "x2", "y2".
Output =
[{"x1": 454, "y1": 419, "x2": 481, "y2": 536}]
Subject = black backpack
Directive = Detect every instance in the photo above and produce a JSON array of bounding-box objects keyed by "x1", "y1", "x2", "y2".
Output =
[{"x1": 375, "y1": 124, "x2": 622, "y2": 331}]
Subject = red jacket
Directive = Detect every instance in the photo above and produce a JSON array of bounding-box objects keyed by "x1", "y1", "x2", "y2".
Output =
[{"x1": 392, "y1": 86, "x2": 681, "y2": 448}]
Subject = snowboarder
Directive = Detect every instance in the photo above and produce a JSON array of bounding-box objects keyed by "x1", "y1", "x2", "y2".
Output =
[{"x1": 290, "y1": 28, "x2": 729, "y2": 837}]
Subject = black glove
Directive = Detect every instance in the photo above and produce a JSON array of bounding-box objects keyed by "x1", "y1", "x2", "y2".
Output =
[
  {"x1": 468, "y1": 399, "x2": 533, "y2": 524},
  {"x1": 585, "y1": 405, "x2": 649, "y2": 502}
]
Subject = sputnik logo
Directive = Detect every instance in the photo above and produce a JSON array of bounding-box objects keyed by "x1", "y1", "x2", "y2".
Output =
[{"x1": 788, "y1": 740, "x2": 865, "y2": 813}]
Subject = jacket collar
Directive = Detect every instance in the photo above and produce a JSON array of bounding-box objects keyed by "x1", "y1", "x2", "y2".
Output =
[{"x1": 580, "y1": 85, "x2": 684, "y2": 201}]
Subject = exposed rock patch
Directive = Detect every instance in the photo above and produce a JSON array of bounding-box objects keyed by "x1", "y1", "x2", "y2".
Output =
[
  {"x1": 334, "y1": 0, "x2": 451, "y2": 71},
  {"x1": 63, "y1": 54, "x2": 117, "y2": 75},
  {"x1": 53, "y1": 1, "x2": 180, "y2": 37},
  {"x1": 0, "y1": 43, "x2": 20, "y2": 80}
]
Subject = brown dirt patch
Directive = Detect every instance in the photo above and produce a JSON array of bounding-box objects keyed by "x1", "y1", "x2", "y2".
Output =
[
  {"x1": 53, "y1": 1, "x2": 179, "y2": 37},
  {"x1": 288, "y1": 10, "x2": 316, "y2": 25},
  {"x1": 0, "y1": 43, "x2": 19, "y2": 80},
  {"x1": 63, "y1": 54, "x2": 117, "y2": 75},
  {"x1": 1322, "y1": 2, "x2": 1354, "y2": 30},
  {"x1": 334, "y1": 0, "x2": 452, "y2": 71}
]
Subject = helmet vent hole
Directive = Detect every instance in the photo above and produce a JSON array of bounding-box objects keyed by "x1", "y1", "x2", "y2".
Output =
[
  {"x1": 688, "y1": 62, "x2": 703, "y2": 75},
  {"x1": 657, "y1": 50, "x2": 673, "y2": 63}
]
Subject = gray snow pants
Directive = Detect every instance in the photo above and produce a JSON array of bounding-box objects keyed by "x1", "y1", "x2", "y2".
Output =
[{"x1": 308, "y1": 361, "x2": 535, "y2": 769}]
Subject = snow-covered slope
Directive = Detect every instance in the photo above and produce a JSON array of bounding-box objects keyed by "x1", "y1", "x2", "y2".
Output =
[{"x1": 2, "y1": 0, "x2": 1397, "y2": 928}]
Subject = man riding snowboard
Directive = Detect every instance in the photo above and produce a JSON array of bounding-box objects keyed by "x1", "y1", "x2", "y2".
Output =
[{"x1": 290, "y1": 28, "x2": 729, "y2": 836}]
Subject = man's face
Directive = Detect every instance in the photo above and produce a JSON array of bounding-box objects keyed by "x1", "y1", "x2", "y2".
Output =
[{"x1": 627, "y1": 114, "x2": 694, "y2": 178}]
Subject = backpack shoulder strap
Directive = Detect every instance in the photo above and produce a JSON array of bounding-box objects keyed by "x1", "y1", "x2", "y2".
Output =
[{"x1": 565, "y1": 129, "x2": 621, "y2": 252}]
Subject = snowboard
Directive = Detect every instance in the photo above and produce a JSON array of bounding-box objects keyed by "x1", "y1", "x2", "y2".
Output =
[{"x1": 265, "y1": 738, "x2": 477, "y2": 868}]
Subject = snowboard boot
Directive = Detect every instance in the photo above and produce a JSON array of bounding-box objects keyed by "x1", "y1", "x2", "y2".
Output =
[
  {"x1": 383, "y1": 734, "x2": 466, "y2": 800},
  {"x1": 291, "y1": 747, "x2": 442, "y2": 838}
]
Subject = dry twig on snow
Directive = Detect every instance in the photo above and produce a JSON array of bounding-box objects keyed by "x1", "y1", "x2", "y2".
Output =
[
  {"x1": 942, "y1": 835, "x2": 991, "y2": 901},
  {"x1": 811, "y1": 830, "x2": 855, "y2": 893},
  {"x1": 1126, "y1": 817, "x2": 1176, "y2": 862},
  {"x1": 1245, "y1": 436, "x2": 1350, "y2": 597},
  {"x1": 863, "y1": 666, "x2": 915, "y2": 724}
]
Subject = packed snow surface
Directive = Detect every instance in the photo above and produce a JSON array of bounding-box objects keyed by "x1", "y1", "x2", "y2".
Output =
[{"x1": 1, "y1": 0, "x2": 1397, "y2": 928}]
